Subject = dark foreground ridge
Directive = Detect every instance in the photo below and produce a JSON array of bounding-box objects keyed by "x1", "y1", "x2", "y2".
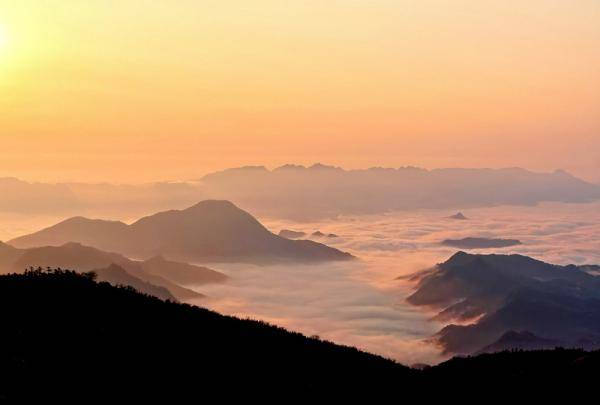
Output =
[
  {"x1": 1, "y1": 270, "x2": 598, "y2": 399},
  {"x1": 0, "y1": 269, "x2": 408, "y2": 400}
]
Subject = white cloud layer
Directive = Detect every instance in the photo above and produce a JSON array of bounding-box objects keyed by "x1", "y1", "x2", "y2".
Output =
[
  {"x1": 3, "y1": 201, "x2": 599, "y2": 365},
  {"x1": 193, "y1": 201, "x2": 600, "y2": 365}
]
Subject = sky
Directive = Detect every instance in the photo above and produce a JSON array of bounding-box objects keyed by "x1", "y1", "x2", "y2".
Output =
[{"x1": 0, "y1": 1, "x2": 599, "y2": 183}]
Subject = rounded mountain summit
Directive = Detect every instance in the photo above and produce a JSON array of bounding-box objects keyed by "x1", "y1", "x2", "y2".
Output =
[{"x1": 9, "y1": 200, "x2": 354, "y2": 265}]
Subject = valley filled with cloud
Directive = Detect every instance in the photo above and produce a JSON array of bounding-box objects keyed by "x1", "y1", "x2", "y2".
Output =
[{"x1": 194, "y1": 201, "x2": 600, "y2": 365}]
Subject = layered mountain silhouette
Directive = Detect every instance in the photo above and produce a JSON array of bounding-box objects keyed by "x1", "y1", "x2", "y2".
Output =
[
  {"x1": 0, "y1": 269, "x2": 598, "y2": 400},
  {"x1": 0, "y1": 241, "x2": 226, "y2": 301},
  {"x1": 0, "y1": 269, "x2": 412, "y2": 400},
  {"x1": 441, "y1": 237, "x2": 522, "y2": 249},
  {"x1": 199, "y1": 165, "x2": 600, "y2": 219},
  {"x1": 140, "y1": 255, "x2": 227, "y2": 285},
  {"x1": 407, "y1": 252, "x2": 600, "y2": 354},
  {"x1": 2, "y1": 166, "x2": 599, "y2": 220},
  {"x1": 93, "y1": 263, "x2": 176, "y2": 301},
  {"x1": 9, "y1": 200, "x2": 354, "y2": 264}
]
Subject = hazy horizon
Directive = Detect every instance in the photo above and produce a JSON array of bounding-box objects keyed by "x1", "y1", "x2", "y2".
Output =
[
  {"x1": 1, "y1": 1, "x2": 599, "y2": 183},
  {"x1": 1, "y1": 162, "x2": 598, "y2": 184}
]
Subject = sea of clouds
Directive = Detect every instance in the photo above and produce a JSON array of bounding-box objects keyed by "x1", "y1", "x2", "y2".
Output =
[
  {"x1": 2, "y1": 201, "x2": 599, "y2": 366},
  {"x1": 193, "y1": 201, "x2": 600, "y2": 366}
]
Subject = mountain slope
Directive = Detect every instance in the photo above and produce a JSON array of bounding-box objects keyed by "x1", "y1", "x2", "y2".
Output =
[
  {"x1": 141, "y1": 255, "x2": 228, "y2": 286},
  {"x1": 10, "y1": 200, "x2": 354, "y2": 264},
  {"x1": 93, "y1": 263, "x2": 176, "y2": 301},
  {"x1": 407, "y1": 252, "x2": 600, "y2": 354},
  {"x1": 0, "y1": 269, "x2": 411, "y2": 400},
  {"x1": 1, "y1": 242, "x2": 218, "y2": 301},
  {"x1": 1, "y1": 269, "x2": 599, "y2": 400}
]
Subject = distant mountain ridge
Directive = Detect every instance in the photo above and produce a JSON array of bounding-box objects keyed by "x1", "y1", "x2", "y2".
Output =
[
  {"x1": 199, "y1": 165, "x2": 600, "y2": 219},
  {"x1": 2, "y1": 165, "x2": 599, "y2": 220},
  {"x1": 9, "y1": 200, "x2": 354, "y2": 264},
  {"x1": 407, "y1": 252, "x2": 600, "y2": 354}
]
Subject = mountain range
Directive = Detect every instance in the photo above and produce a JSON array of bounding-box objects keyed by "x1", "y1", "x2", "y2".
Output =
[
  {"x1": 199, "y1": 165, "x2": 600, "y2": 219},
  {"x1": 9, "y1": 200, "x2": 354, "y2": 264},
  {"x1": 0, "y1": 241, "x2": 226, "y2": 301},
  {"x1": 407, "y1": 252, "x2": 600, "y2": 354},
  {"x1": 2, "y1": 165, "x2": 599, "y2": 220}
]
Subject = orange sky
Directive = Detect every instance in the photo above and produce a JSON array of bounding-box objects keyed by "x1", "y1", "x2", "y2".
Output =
[{"x1": 0, "y1": 1, "x2": 599, "y2": 183}]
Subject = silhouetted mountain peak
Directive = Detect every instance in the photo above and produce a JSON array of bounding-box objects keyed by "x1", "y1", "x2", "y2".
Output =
[
  {"x1": 442, "y1": 251, "x2": 473, "y2": 266},
  {"x1": 186, "y1": 199, "x2": 238, "y2": 211},
  {"x1": 410, "y1": 252, "x2": 600, "y2": 354},
  {"x1": 60, "y1": 216, "x2": 127, "y2": 226},
  {"x1": 441, "y1": 251, "x2": 547, "y2": 270},
  {"x1": 11, "y1": 200, "x2": 353, "y2": 264}
]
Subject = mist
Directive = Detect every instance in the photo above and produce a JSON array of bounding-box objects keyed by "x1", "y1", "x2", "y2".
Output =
[{"x1": 187, "y1": 201, "x2": 600, "y2": 365}]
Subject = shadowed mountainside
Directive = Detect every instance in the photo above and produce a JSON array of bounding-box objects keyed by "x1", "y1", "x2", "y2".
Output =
[
  {"x1": 0, "y1": 269, "x2": 598, "y2": 400},
  {"x1": 9, "y1": 200, "x2": 354, "y2": 264},
  {"x1": 0, "y1": 269, "x2": 412, "y2": 400},
  {"x1": 92, "y1": 263, "x2": 176, "y2": 301},
  {"x1": 475, "y1": 331, "x2": 562, "y2": 355},
  {"x1": 422, "y1": 348, "x2": 600, "y2": 386},
  {"x1": 408, "y1": 252, "x2": 600, "y2": 354},
  {"x1": 0, "y1": 241, "x2": 227, "y2": 301}
]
